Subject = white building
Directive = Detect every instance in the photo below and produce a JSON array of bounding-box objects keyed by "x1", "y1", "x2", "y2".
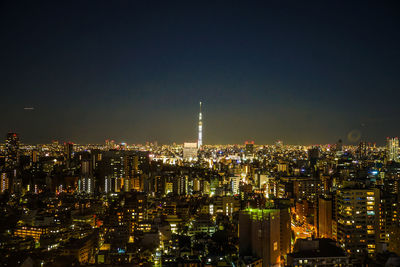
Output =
[
  {"x1": 231, "y1": 175, "x2": 240, "y2": 195},
  {"x1": 183, "y1": 142, "x2": 198, "y2": 160}
]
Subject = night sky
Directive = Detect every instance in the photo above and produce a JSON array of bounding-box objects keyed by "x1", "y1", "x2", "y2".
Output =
[{"x1": 1, "y1": 1, "x2": 400, "y2": 145}]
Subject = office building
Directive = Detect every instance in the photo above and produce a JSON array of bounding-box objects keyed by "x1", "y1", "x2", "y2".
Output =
[
  {"x1": 183, "y1": 142, "x2": 198, "y2": 160},
  {"x1": 386, "y1": 137, "x2": 399, "y2": 162},
  {"x1": 358, "y1": 141, "x2": 368, "y2": 159},
  {"x1": 245, "y1": 141, "x2": 255, "y2": 157},
  {"x1": 318, "y1": 196, "x2": 333, "y2": 239},
  {"x1": 124, "y1": 154, "x2": 141, "y2": 191},
  {"x1": 79, "y1": 155, "x2": 94, "y2": 194},
  {"x1": 239, "y1": 208, "x2": 281, "y2": 267},
  {"x1": 231, "y1": 175, "x2": 240, "y2": 195},
  {"x1": 174, "y1": 175, "x2": 188, "y2": 195},
  {"x1": 5, "y1": 132, "x2": 19, "y2": 170},
  {"x1": 64, "y1": 142, "x2": 74, "y2": 169}
]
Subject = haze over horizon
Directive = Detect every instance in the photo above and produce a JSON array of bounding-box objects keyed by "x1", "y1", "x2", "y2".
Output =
[{"x1": 1, "y1": 1, "x2": 400, "y2": 145}]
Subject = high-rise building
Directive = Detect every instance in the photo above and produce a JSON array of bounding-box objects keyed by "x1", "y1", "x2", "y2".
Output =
[
  {"x1": 358, "y1": 141, "x2": 368, "y2": 159},
  {"x1": 125, "y1": 154, "x2": 140, "y2": 191},
  {"x1": 255, "y1": 173, "x2": 269, "y2": 189},
  {"x1": 98, "y1": 150, "x2": 149, "y2": 193},
  {"x1": 124, "y1": 192, "x2": 147, "y2": 234},
  {"x1": 99, "y1": 151, "x2": 125, "y2": 192},
  {"x1": 5, "y1": 133, "x2": 20, "y2": 193},
  {"x1": 152, "y1": 175, "x2": 164, "y2": 195},
  {"x1": 336, "y1": 187, "x2": 380, "y2": 259},
  {"x1": 64, "y1": 142, "x2": 74, "y2": 169},
  {"x1": 79, "y1": 154, "x2": 94, "y2": 194},
  {"x1": 278, "y1": 206, "x2": 291, "y2": 257},
  {"x1": 183, "y1": 142, "x2": 198, "y2": 160},
  {"x1": 245, "y1": 141, "x2": 255, "y2": 158},
  {"x1": 5, "y1": 132, "x2": 19, "y2": 171},
  {"x1": 198, "y1": 101, "x2": 202, "y2": 148},
  {"x1": 173, "y1": 175, "x2": 188, "y2": 195},
  {"x1": 308, "y1": 146, "x2": 320, "y2": 169},
  {"x1": 239, "y1": 208, "x2": 282, "y2": 267},
  {"x1": 318, "y1": 196, "x2": 333, "y2": 239},
  {"x1": 1, "y1": 173, "x2": 9, "y2": 193},
  {"x1": 230, "y1": 175, "x2": 240, "y2": 195},
  {"x1": 378, "y1": 192, "x2": 397, "y2": 244},
  {"x1": 386, "y1": 137, "x2": 399, "y2": 162}
]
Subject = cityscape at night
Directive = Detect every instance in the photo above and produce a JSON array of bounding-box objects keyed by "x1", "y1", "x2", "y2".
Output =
[{"x1": 2, "y1": 1, "x2": 400, "y2": 267}]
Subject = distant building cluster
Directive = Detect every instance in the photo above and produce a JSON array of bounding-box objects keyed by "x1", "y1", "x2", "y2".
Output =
[{"x1": 1, "y1": 131, "x2": 400, "y2": 266}]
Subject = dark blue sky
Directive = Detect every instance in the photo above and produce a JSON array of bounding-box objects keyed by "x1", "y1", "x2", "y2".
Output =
[{"x1": 1, "y1": 1, "x2": 400, "y2": 145}]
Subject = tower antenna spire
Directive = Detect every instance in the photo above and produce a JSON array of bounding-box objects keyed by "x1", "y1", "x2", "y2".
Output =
[{"x1": 198, "y1": 101, "x2": 202, "y2": 148}]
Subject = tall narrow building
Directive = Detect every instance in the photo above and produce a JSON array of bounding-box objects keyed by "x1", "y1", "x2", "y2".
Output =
[
  {"x1": 79, "y1": 153, "x2": 94, "y2": 194},
  {"x1": 5, "y1": 133, "x2": 21, "y2": 193},
  {"x1": 318, "y1": 196, "x2": 333, "y2": 239},
  {"x1": 198, "y1": 101, "x2": 202, "y2": 148},
  {"x1": 5, "y1": 132, "x2": 20, "y2": 171},
  {"x1": 64, "y1": 142, "x2": 74, "y2": 169},
  {"x1": 239, "y1": 208, "x2": 283, "y2": 267},
  {"x1": 386, "y1": 137, "x2": 399, "y2": 162},
  {"x1": 336, "y1": 187, "x2": 380, "y2": 260}
]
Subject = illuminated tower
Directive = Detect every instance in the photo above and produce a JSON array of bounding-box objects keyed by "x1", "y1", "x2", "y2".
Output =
[{"x1": 198, "y1": 101, "x2": 203, "y2": 148}]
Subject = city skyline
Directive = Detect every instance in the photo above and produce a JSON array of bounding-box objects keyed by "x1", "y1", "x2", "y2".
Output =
[
  {"x1": 2, "y1": 1, "x2": 400, "y2": 144},
  {"x1": 2, "y1": 131, "x2": 397, "y2": 147},
  {"x1": 3, "y1": 2, "x2": 400, "y2": 266},
  {"x1": 2, "y1": 101, "x2": 399, "y2": 146},
  {"x1": 2, "y1": 125, "x2": 400, "y2": 266}
]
